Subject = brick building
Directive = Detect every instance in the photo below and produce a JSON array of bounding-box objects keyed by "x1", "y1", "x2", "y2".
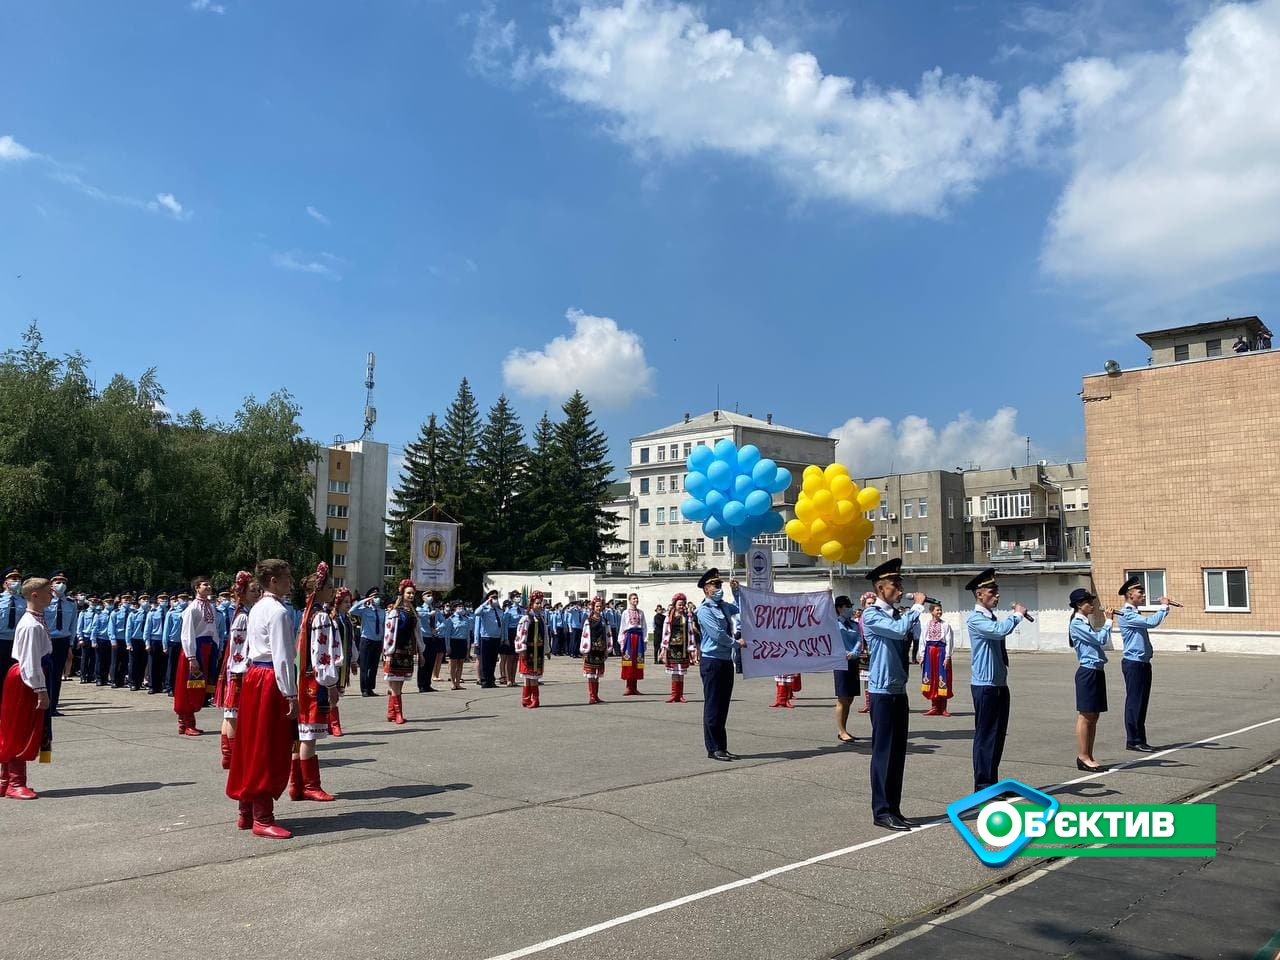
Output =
[{"x1": 1082, "y1": 317, "x2": 1278, "y2": 651}]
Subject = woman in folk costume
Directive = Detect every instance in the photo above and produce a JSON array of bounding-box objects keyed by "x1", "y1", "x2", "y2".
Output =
[
  {"x1": 382, "y1": 579, "x2": 424, "y2": 724},
  {"x1": 579, "y1": 596, "x2": 610, "y2": 705},
  {"x1": 174, "y1": 575, "x2": 219, "y2": 736},
  {"x1": 855, "y1": 591, "x2": 877, "y2": 715},
  {"x1": 328, "y1": 587, "x2": 356, "y2": 737},
  {"x1": 618, "y1": 592, "x2": 647, "y2": 696},
  {"x1": 660, "y1": 592, "x2": 698, "y2": 703},
  {"x1": 515, "y1": 591, "x2": 550, "y2": 708},
  {"x1": 919, "y1": 602, "x2": 954, "y2": 717},
  {"x1": 214, "y1": 571, "x2": 260, "y2": 770},
  {"x1": 225, "y1": 559, "x2": 298, "y2": 838},
  {"x1": 289, "y1": 565, "x2": 342, "y2": 802},
  {"x1": 0, "y1": 578, "x2": 55, "y2": 799}
]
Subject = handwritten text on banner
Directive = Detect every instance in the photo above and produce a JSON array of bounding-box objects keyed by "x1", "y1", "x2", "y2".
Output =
[{"x1": 737, "y1": 587, "x2": 847, "y2": 679}]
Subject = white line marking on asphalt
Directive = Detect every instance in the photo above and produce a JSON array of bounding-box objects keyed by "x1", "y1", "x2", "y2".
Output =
[{"x1": 482, "y1": 715, "x2": 1280, "y2": 960}]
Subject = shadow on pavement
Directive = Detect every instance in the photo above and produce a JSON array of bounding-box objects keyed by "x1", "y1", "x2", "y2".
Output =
[
  {"x1": 40, "y1": 780, "x2": 197, "y2": 798},
  {"x1": 337, "y1": 782, "x2": 471, "y2": 802},
  {"x1": 291, "y1": 808, "x2": 455, "y2": 835}
]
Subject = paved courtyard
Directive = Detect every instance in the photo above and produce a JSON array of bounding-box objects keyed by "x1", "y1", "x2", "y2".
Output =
[{"x1": 2, "y1": 652, "x2": 1278, "y2": 960}]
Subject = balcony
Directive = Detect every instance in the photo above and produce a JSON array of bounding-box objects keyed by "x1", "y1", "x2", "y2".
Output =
[{"x1": 989, "y1": 540, "x2": 1059, "y2": 563}]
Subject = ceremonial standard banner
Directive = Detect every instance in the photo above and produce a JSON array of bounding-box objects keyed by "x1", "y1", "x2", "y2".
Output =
[
  {"x1": 737, "y1": 586, "x2": 846, "y2": 679},
  {"x1": 410, "y1": 520, "x2": 458, "y2": 590}
]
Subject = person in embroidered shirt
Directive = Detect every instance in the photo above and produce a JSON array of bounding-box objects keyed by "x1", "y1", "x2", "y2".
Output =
[
  {"x1": 964, "y1": 568, "x2": 1028, "y2": 794},
  {"x1": 225, "y1": 559, "x2": 299, "y2": 839},
  {"x1": 515, "y1": 591, "x2": 550, "y2": 708},
  {"x1": 213, "y1": 572, "x2": 259, "y2": 771},
  {"x1": 618, "y1": 592, "x2": 648, "y2": 696},
  {"x1": 660, "y1": 593, "x2": 697, "y2": 704},
  {"x1": 290, "y1": 564, "x2": 341, "y2": 803},
  {"x1": 1069, "y1": 588, "x2": 1113, "y2": 773},
  {"x1": 919, "y1": 602, "x2": 955, "y2": 717},
  {"x1": 382, "y1": 579, "x2": 424, "y2": 725},
  {"x1": 861, "y1": 559, "x2": 927, "y2": 831},
  {"x1": 579, "y1": 597, "x2": 611, "y2": 705},
  {"x1": 0, "y1": 577, "x2": 55, "y2": 799},
  {"x1": 174, "y1": 576, "x2": 218, "y2": 737}
]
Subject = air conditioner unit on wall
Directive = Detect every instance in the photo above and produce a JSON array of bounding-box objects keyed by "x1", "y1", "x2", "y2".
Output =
[
  {"x1": 888, "y1": 513, "x2": 897, "y2": 521},
  {"x1": 889, "y1": 535, "x2": 898, "y2": 544}
]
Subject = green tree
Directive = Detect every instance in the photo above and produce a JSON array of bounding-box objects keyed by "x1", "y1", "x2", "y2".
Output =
[
  {"x1": 546, "y1": 391, "x2": 621, "y2": 568},
  {"x1": 516, "y1": 411, "x2": 560, "y2": 568},
  {"x1": 387, "y1": 412, "x2": 444, "y2": 581},
  {"x1": 439, "y1": 378, "x2": 485, "y2": 594},
  {"x1": 472, "y1": 394, "x2": 528, "y2": 572}
]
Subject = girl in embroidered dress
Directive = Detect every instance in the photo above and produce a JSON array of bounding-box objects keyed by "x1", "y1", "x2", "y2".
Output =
[
  {"x1": 381, "y1": 579, "x2": 424, "y2": 724},
  {"x1": 214, "y1": 571, "x2": 260, "y2": 770},
  {"x1": 618, "y1": 593, "x2": 647, "y2": 696},
  {"x1": 579, "y1": 596, "x2": 610, "y2": 705},
  {"x1": 515, "y1": 591, "x2": 549, "y2": 708},
  {"x1": 919, "y1": 602, "x2": 954, "y2": 716},
  {"x1": 289, "y1": 566, "x2": 342, "y2": 802},
  {"x1": 328, "y1": 587, "x2": 355, "y2": 736},
  {"x1": 660, "y1": 592, "x2": 698, "y2": 703}
]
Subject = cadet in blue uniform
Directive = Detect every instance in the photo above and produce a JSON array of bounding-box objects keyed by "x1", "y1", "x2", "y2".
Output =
[
  {"x1": 694, "y1": 567, "x2": 743, "y2": 761},
  {"x1": 500, "y1": 592, "x2": 523, "y2": 687},
  {"x1": 163, "y1": 592, "x2": 189, "y2": 693},
  {"x1": 92, "y1": 594, "x2": 114, "y2": 686},
  {"x1": 77, "y1": 596, "x2": 98, "y2": 684},
  {"x1": 1, "y1": 566, "x2": 27, "y2": 706},
  {"x1": 45, "y1": 571, "x2": 78, "y2": 722},
  {"x1": 350, "y1": 588, "x2": 386, "y2": 697},
  {"x1": 416, "y1": 594, "x2": 444, "y2": 693},
  {"x1": 473, "y1": 590, "x2": 503, "y2": 689},
  {"x1": 145, "y1": 592, "x2": 170, "y2": 694},
  {"x1": 1068, "y1": 587, "x2": 1113, "y2": 772},
  {"x1": 861, "y1": 559, "x2": 927, "y2": 831},
  {"x1": 565, "y1": 600, "x2": 585, "y2": 659},
  {"x1": 833, "y1": 595, "x2": 863, "y2": 744},
  {"x1": 964, "y1": 568, "x2": 1029, "y2": 794},
  {"x1": 1117, "y1": 575, "x2": 1171, "y2": 752}
]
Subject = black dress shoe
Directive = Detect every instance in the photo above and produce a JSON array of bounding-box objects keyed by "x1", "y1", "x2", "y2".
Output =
[
  {"x1": 1076, "y1": 758, "x2": 1108, "y2": 772},
  {"x1": 873, "y1": 815, "x2": 912, "y2": 832},
  {"x1": 708, "y1": 750, "x2": 733, "y2": 761},
  {"x1": 722, "y1": 751, "x2": 741, "y2": 760},
  {"x1": 1126, "y1": 743, "x2": 1155, "y2": 753}
]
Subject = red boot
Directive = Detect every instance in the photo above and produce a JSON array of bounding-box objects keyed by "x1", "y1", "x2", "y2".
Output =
[
  {"x1": 328, "y1": 705, "x2": 343, "y2": 738},
  {"x1": 289, "y1": 756, "x2": 305, "y2": 800},
  {"x1": 220, "y1": 734, "x2": 233, "y2": 770},
  {"x1": 783, "y1": 683, "x2": 796, "y2": 708},
  {"x1": 939, "y1": 698, "x2": 951, "y2": 717},
  {"x1": 666, "y1": 679, "x2": 679, "y2": 703},
  {"x1": 676, "y1": 678, "x2": 687, "y2": 703},
  {"x1": 856, "y1": 689, "x2": 871, "y2": 714},
  {"x1": 530, "y1": 685, "x2": 541, "y2": 709},
  {"x1": 393, "y1": 693, "x2": 406, "y2": 725},
  {"x1": 178, "y1": 712, "x2": 202, "y2": 736},
  {"x1": 587, "y1": 680, "x2": 601, "y2": 705},
  {"x1": 5, "y1": 760, "x2": 37, "y2": 800},
  {"x1": 386, "y1": 695, "x2": 397, "y2": 722},
  {"x1": 252, "y1": 798, "x2": 292, "y2": 839},
  {"x1": 236, "y1": 800, "x2": 253, "y2": 830},
  {"x1": 791, "y1": 674, "x2": 803, "y2": 694},
  {"x1": 300, "y1": 757, "x2": 335, "y2": 801},
  {"x1": 521, "y1": 685, "x2": 532, "y2": 708},
  {"x1": 0, "y1": 762, "x2": 9, "y2": 796},
  {"x1": 770, "y1": 682, "x2": 788, "y2": 708}
]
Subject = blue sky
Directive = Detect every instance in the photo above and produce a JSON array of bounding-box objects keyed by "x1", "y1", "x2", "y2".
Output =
[{"x1": 5, "y1": 0, "x2": 1280, "y2": 479}]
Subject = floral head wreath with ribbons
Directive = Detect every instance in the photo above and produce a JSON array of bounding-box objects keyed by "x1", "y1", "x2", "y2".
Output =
[
  {"x1": 671, "y1": 592, "x2": 687, "y2": 608},
  {"x1": 333, "y1": 586, "x2": 352, "y2": 607}
]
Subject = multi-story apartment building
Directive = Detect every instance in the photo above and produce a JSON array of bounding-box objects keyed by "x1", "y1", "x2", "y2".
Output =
[
  {"x1": 623, "y1": 410, "x2": 835, "y2": 573},
  {"x1": 1083, "y1": 316, "x2": 1278, "y2": 649},
  {"x1": 853, "y1": 462, "x2": 1089, "y2": 566},
  {"x1": 309, "y1": 438, "x2": 389, "y2": 594}
]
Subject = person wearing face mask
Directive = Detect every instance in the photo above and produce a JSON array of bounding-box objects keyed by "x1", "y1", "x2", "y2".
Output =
[
  {"x1": 125, "y1": 593, "x2": 150, "y2": 691},
  {"x1": 472, "y1": 590, "x2": 503, "y2": 690},
  {"x1": 44, "y1": 572, "x2": 79, "y2": 720},
  {"x1": 163, "y1": 591, "x2": 189, "y2": 694},
  {"x1": 91, "y1": 594, "x2": 114, "y2": 687},
  {"x1": 174, "y1": 577, "x2": 218, "y2": 736},
  {"x1": 0, "y1": 568, "x2": 26, "y2": 695},
  {"x1": 694, "y1": 568, "x2": 745, "y2": 762},
  {"x1": 964, "y1": 568, "x2": 1029, "y2": 794},
  {"x1": 832, "y1": 595, "x2": 863, "y2": 743},
  {"x1": 349, "y1": 588, "x2": 386, "y2": 697},
  {"x1": 145, "y1": 592, "x2": 170, "y2": 695},
  {"x1": 77, "y1": 596, "x2": 98, "y2": 685},
  {"x1": 108, "y1": 593, "x2": 132, "y2": 689}
]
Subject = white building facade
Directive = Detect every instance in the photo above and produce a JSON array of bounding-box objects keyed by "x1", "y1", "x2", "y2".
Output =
[{"x1": 309, "y1": 439, "x2": 389, "y2": 594}]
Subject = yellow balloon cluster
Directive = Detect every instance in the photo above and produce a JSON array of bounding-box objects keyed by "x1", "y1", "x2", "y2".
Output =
[{"x1": 784, "y1": 463, "x2": 880, "y2": 564}]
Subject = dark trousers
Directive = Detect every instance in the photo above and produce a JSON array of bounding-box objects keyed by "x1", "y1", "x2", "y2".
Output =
[
  {"x1": 164, "y1": 642, "x2": 181, "y2": 693},
  {"x1": 478, "y1": 636, "x2": 499, "y2": 687},
  {"x1": 46, "y1": 636, "x2": 71, "y2": 734},
  {"x1": 148, "y1": 644, "x2": 168, "y2": 694},
  {"x1": 699, "y1": 657, "x2": 734, "y2": 754},
  {"x1": 417, "y1": 641, "x2": 437, "y2": 691},
  {"x1": 869, "y1": 692, "x2": 909, "y2": 819},
  {"x1": 358, "y1": 636, "x2": 381, "y2": 693},
  {"x1": 129, "y1": 638, "x2": 148, "y2": 688},
  {"x1": 95, "y1": 639, "x2": 112, "y2": 684},
  {"x1": 971, "y1": 685, "x2": 1011, "y2": 792},
  {"x1": 1122, "y1": 660, "x2": 1153, "y2": 746},
  {"x1": 111, "y1": 640, "x2": 130, "y2": 687},
  {"x1": 79, "y1": 640, "x2": 95, "y2": 682}
]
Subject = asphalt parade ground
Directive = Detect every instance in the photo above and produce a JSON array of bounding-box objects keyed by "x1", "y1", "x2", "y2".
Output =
[{"x1": 2, "y1": 653, "x2": 1278, "y2": 960}]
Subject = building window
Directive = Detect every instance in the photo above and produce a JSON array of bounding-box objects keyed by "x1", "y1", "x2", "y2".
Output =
[
  {"x1": 682, "y1": 442, "x2": 692, "y2": 459},
  {"x1": 332, "y1": 577, "x2": 345, "y2": 588},
  {"x1": 669, "y1": 444, "x2": 679, "y2": 461},
  {"x1": 656, "y1": 476, "x2": 666, "y2": 494},
  {"x1": 1125, "y1": 569, "x2": 1166, "y2": 605},
  {"x1": 984, "y1": 491, "x2": 1032, "y2": 520},
  {"x1": 948, "y1": 533, "x2": 956, "y2": 553},
  {"x1": 880, "y1": 536, "x2": 889, "y2": 554},
  {"x1": 327, "y1": 480, "x2": 350, "y2": 494},
  {"x1": 639, "y1": 447, "x2": 649, "y2": 464},
  {"x1": 1063, "y1": 489, "x2": 1077, "y2": 511},
  {"x1": 947, "y1": 497, "x2": 954, "y2": 520},
  {"x1": 670, "y1": 474, "x2": 680, "y2": 492},
  {"x1": 879, "y1": 504, "x2": 888, "y2": 520},
  {"x1": 328, "y1": 527, "x2": 348, "y2": 542},
  {"x1": 656, "y1": 541, "x2": 665, "y2": 556},
  {"x1": 903, "y1": 534, "x2": 914, "y2": 552},
  {"x1": 918, "y1": 534, "x2": 929, "y2": 553},
  {"x1": 639, "y1": 478, "x2": 650, "y2": 495},
  {"x1": 713, "y1": 538, "x2": 725, "y2": 553},
  {"x1": 1174, "y1": 343, "x2": 1190, "y2": 361},
  {"x1": 333, "y1": 553, "x2": 346, "y2": 567},
  {"x1": 657, "y1": 445, "x2": 666, "y2": 462},
  {"x1": 1204, "y1": 569, "x2": 1249, "y2": 611},
  {"x1": 918, "y1": 498, "x2": 928, "y2": 518},
  {"x1": 383, "y1": 564, "x2": 395, "y2": 578},
  {"x1": 639, "y1": 509, "x2": 650, "y2": 526},
  {"x1": 326, "y1": 503, "x2": 349, "y2": 519},
  {"x1": 981, "y1": 531, "x2": 990, "y2": 555},
  {"x1": 903, "y1": 501, "x2": 913, "y2": 519},
  {"x1": 1084, "y1": 529, "x2": 1091, "y2": 548},
  {"x1": 1207, "y1": 339, "x2": 1222, "y2": 357},
  {"x1": 639, "y1": 541, "x2": 649, "y2": 557},
  {"x1": 696, "y1": 539, "x2": 705, "y2": 554},
  {"x1": 669, "y1": 539, "x2": 679, "y2": 554},
  {"x1": 867, "y1": 538, "x2": 877, "y2": 556},
  {"x1": 1079, "y1": 487, "x2": 1089, "y2": 509},
  {"x1": 656, "y1": 507, "x2": 666, "y2": 525}
]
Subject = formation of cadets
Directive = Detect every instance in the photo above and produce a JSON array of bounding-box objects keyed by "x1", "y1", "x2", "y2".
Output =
[{"x1": 0, "y1": 557, "x2": 1175, "y2": 836}]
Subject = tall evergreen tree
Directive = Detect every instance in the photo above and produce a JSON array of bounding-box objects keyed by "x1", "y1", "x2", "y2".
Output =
[
  {"x1": 472, "y1": 394, "x2": 528, "y2": 572},
  {"x1": 387, "y1": 412, "x2": 444, "y2": 581},
  {"x1": 517, "y1": 412, "x2": 560, "y2": 568},
  {"x1": 547, "y1": 391, "x2": 621, "y2": 567},
  {"x1": 438, "y1": 378, "x2": 485, "y2": 594}
]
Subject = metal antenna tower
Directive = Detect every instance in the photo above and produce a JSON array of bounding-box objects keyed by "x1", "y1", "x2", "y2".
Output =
[{"x1": 359, "y1": 352, "x2": 377, "y2": 440}]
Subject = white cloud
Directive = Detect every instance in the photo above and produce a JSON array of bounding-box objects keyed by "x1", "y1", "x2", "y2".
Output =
[
  {"x1": 1038, "y1": 0, "x2": 1280, "y2": 294},
  {"x1": 829, "y1": 407, "x2": 1028, "y2": 477},
  {"x1": 271, "y1": 250, "x2": 344, "y2": 279},
  {"x1": 149, "y1": 192, "x2": 191, "y2": 220},
  {"x1": 531, "y1": 0, "x2": 1017, "y2": 216},
  {"x1": 503, "y1": 308, "x2": 654, "y2": 409},
  {"x1": 306, "y1": 204, "x2": 330, "y2": 225},
  {"x1": 467, "y1": 1, "x2": 530, "y2": 81},
  {"x1": 190, "y1": 0, "x2": 226, "y2": 13},
  {"x1": 0, "y1": 135, "x2": 33, "y2": 162}
]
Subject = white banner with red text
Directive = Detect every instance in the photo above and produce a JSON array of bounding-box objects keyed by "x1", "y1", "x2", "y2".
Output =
[{"x1": 736, "y1": 586, "x2": 846, "y2": 679}]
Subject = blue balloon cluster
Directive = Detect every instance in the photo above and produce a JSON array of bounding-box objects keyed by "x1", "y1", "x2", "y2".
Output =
[{"x1": 680, "y1": 440, "x2": 791, "y2": 554}]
